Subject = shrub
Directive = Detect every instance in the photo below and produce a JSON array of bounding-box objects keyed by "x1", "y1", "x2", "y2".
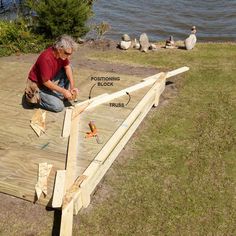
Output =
[
  {"x1": 25, "y1": 0, "x2": 95, "y2": 39},
  {"x1": 0, "y1": 20, "x2": 49, "y2": 56}
]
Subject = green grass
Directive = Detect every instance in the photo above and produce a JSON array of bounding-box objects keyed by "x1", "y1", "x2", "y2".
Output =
[{"x1": 75, "y1": 43, "x2": 236, "y2": 235}]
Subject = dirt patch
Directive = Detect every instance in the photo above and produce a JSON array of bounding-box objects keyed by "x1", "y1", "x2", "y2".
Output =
[
  {"x1": 76, "y1": 57, "x2": 159, "y2": 77},
  {"x1": 74, "y1": 39, "x2": 160, "y2": 77}
]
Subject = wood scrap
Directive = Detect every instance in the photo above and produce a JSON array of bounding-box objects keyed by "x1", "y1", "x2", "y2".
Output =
[
  {"x1": 30, "y1": 109, "x2": 46, "y2": 137},
  {"x1": 35, "y1": 162, "x2": 52, "y2": 200}
]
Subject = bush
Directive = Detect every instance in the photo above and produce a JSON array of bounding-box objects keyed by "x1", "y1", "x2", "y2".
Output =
[
  {"x1": 0, "y1": 19, "x2": 50, "y2": 56},
  {"x1": 25, "y1": 0, "x2": 94, "y2": 39}
]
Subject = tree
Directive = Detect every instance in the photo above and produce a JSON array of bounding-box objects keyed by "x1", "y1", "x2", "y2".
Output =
[{"x1": 25, "y1": 0, "x2": 95, "y2": 39}]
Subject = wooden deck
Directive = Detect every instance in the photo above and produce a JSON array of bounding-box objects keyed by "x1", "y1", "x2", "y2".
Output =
[
  {"x1": 0, "y1": 53, "x2": 189, "y2": 236},
  {"x1": 0, "y1": 54, "x2": 151, "y2": 206},
  {"x1": 0, "y1": 58, "x2": 68, "y2": 205}
]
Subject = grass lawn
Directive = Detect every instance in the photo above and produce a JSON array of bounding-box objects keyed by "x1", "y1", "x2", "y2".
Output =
[{"x1": 76, "y1": 43, "x2": 236, "y2": 235}]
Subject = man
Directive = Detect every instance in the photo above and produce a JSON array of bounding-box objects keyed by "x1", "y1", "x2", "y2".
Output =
[{"x1": 25, "y1": 35, "x2": 78, "y2": 112}]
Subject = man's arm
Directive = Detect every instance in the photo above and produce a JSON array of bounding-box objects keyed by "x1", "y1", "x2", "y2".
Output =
[
  {"x1": 64, "y1": 65, "x2": 79, "y2": 95},
  {"x1": 43, "y1": 80, "x2": 72, "y2": 100},
  {"x1": 64, "y1": 65, "x2": 74, "y2": 89}
]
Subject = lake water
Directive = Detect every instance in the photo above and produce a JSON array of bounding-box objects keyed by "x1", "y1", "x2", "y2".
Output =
[
  {"x1": 1, "y1": 0, "x2": 236, "y2": 42},
  {"x1": 91, "y1": 0, "x2": 236, "y2": 42}
]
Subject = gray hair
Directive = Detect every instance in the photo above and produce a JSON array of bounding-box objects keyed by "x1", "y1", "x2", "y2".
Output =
[{"x1": 54, "y1": 35, "x2": 78, "y2": 51}]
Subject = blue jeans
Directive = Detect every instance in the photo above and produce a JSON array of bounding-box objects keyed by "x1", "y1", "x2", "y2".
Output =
[{"x1": 39, "y1": 68, "x2": 70, "y2": 112}]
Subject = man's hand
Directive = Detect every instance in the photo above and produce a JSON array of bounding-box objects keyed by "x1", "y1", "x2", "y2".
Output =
[
  {"x1": 62, "y1": 89, "x2": 73, "y2": 100},
  {"x1": 70, "y1": 88, "x2": 79, "y2": 95},
  {"x1": 70, "y1": 88, "x2": 79, "y2": 100}
]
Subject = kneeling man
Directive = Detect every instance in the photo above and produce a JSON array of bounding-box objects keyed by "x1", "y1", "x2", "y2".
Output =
[{"x1": 25, "y1": 35, "x2": 78, "y2": 112}]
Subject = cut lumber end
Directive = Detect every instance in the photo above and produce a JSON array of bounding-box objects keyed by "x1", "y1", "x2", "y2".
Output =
[
  {"x1": 166, "y1": 66, "x2": 189, "y2": 78},
  {"x1": 142, "y1": 66, "x2": 189, "y2": 82},
  {"x1": 52, "y1": 170, "x2": 66, "y2": 208}
]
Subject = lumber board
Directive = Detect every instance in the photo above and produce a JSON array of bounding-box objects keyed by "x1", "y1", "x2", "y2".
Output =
[
  {"x1": 166, "y1": 66, "x2": 189, "y2": 78},
  {"x1": 82, "y1": 67, "x2": 189, "y2": 111},
  {"x1": 74, "y1": 93, "x2": 109, "y2": 108},
  {"x1": 73, "y1": 189, "x2": 83, "y2": 215},
  {"x1": 56, "y1": 68, "x2": 186, "y2": 235},
  {"x1": 64, "y1": 115, "x2": 80, "y2": 192},
  {"x1": 83, "y1": 74, "x2": 162, "y2": 110},
  {"x1": 142, "y1": 66, "x2": 189, "y2": 81},
  {"x1": 60, "y1": 200, "x2": 74, "y2": 236},
  {"x1": 62, "y1": 108, "x2": 73, "y2": 138},
  {"x1": 72, "y1": 93, "x2": 109, "y2": 119},
  {"x1": 52, "y1": 170, "x2": 66, "y2": 208},
  {"x1": 62, "y1": 175, "x2": 87, "y2": 210}
]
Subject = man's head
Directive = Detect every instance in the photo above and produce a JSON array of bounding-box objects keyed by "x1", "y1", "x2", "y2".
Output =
[{"x1": 53, "y1": 35, "x2": 78, "y2": 60}]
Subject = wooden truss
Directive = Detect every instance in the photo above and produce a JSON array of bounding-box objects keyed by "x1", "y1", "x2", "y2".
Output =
[{"x1": 55, "y1": 66, "x2": 189, "y2": 235}]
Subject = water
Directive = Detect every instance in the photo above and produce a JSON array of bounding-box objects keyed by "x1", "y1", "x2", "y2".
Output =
[
  {"x1": 0, "y1": 0, "x2": 22, "y2": 19},
  {"x1": 1, "y1": 0, "x2": 235, "y2": 42},
  {"x1": 90, "y1": 0, "x2": 236, "y2": 42}
]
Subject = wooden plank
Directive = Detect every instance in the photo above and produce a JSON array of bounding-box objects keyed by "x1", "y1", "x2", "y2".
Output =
[
  {"x1": 62, "y1": 108, "x2": 73, "y2": 138},
  {"x1": 62, "y1": 175, "x2": 87, "y2": 210},
  {"x1": 83, "y1": 73, "x2": 163, "y2": 110},
  {"x1": 73, "y1": 189, "x2": 83, "y2": 215},
  {"x1": 64, "y1": 115, "x2": 80, "y2": 191},
  {"x1": 60, "y1": 200, "x2": 74, "y2": 236},
  {"x1": 72, "y1": 93, "x2": 109, "y2": 119},
  {"x1": 166, "y1": 66, "x2": 189, "y2": 78},
  {"x1": 74, "y1": 93, "x2": 109, "y2": 108},
  {"x1": 52, "y1": 170, "x2": 66, "y2": 208},
  {"x1": 142, "y1": 66, "x2": 189, "y2": 81},
  {"x1": 83, "y1": 67, "x2": 189, "y2": 110},
  {"x1": 153, "y1": 73, "x2": 167, "y2": 107},
  {"x1": 58, "y1": 67, "x2": 189, "y2": 231}
]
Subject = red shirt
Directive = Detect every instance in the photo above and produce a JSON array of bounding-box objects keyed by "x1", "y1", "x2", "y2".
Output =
[{"x1": 28, "y1": 47, "x2": 69, "y2": 86}]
